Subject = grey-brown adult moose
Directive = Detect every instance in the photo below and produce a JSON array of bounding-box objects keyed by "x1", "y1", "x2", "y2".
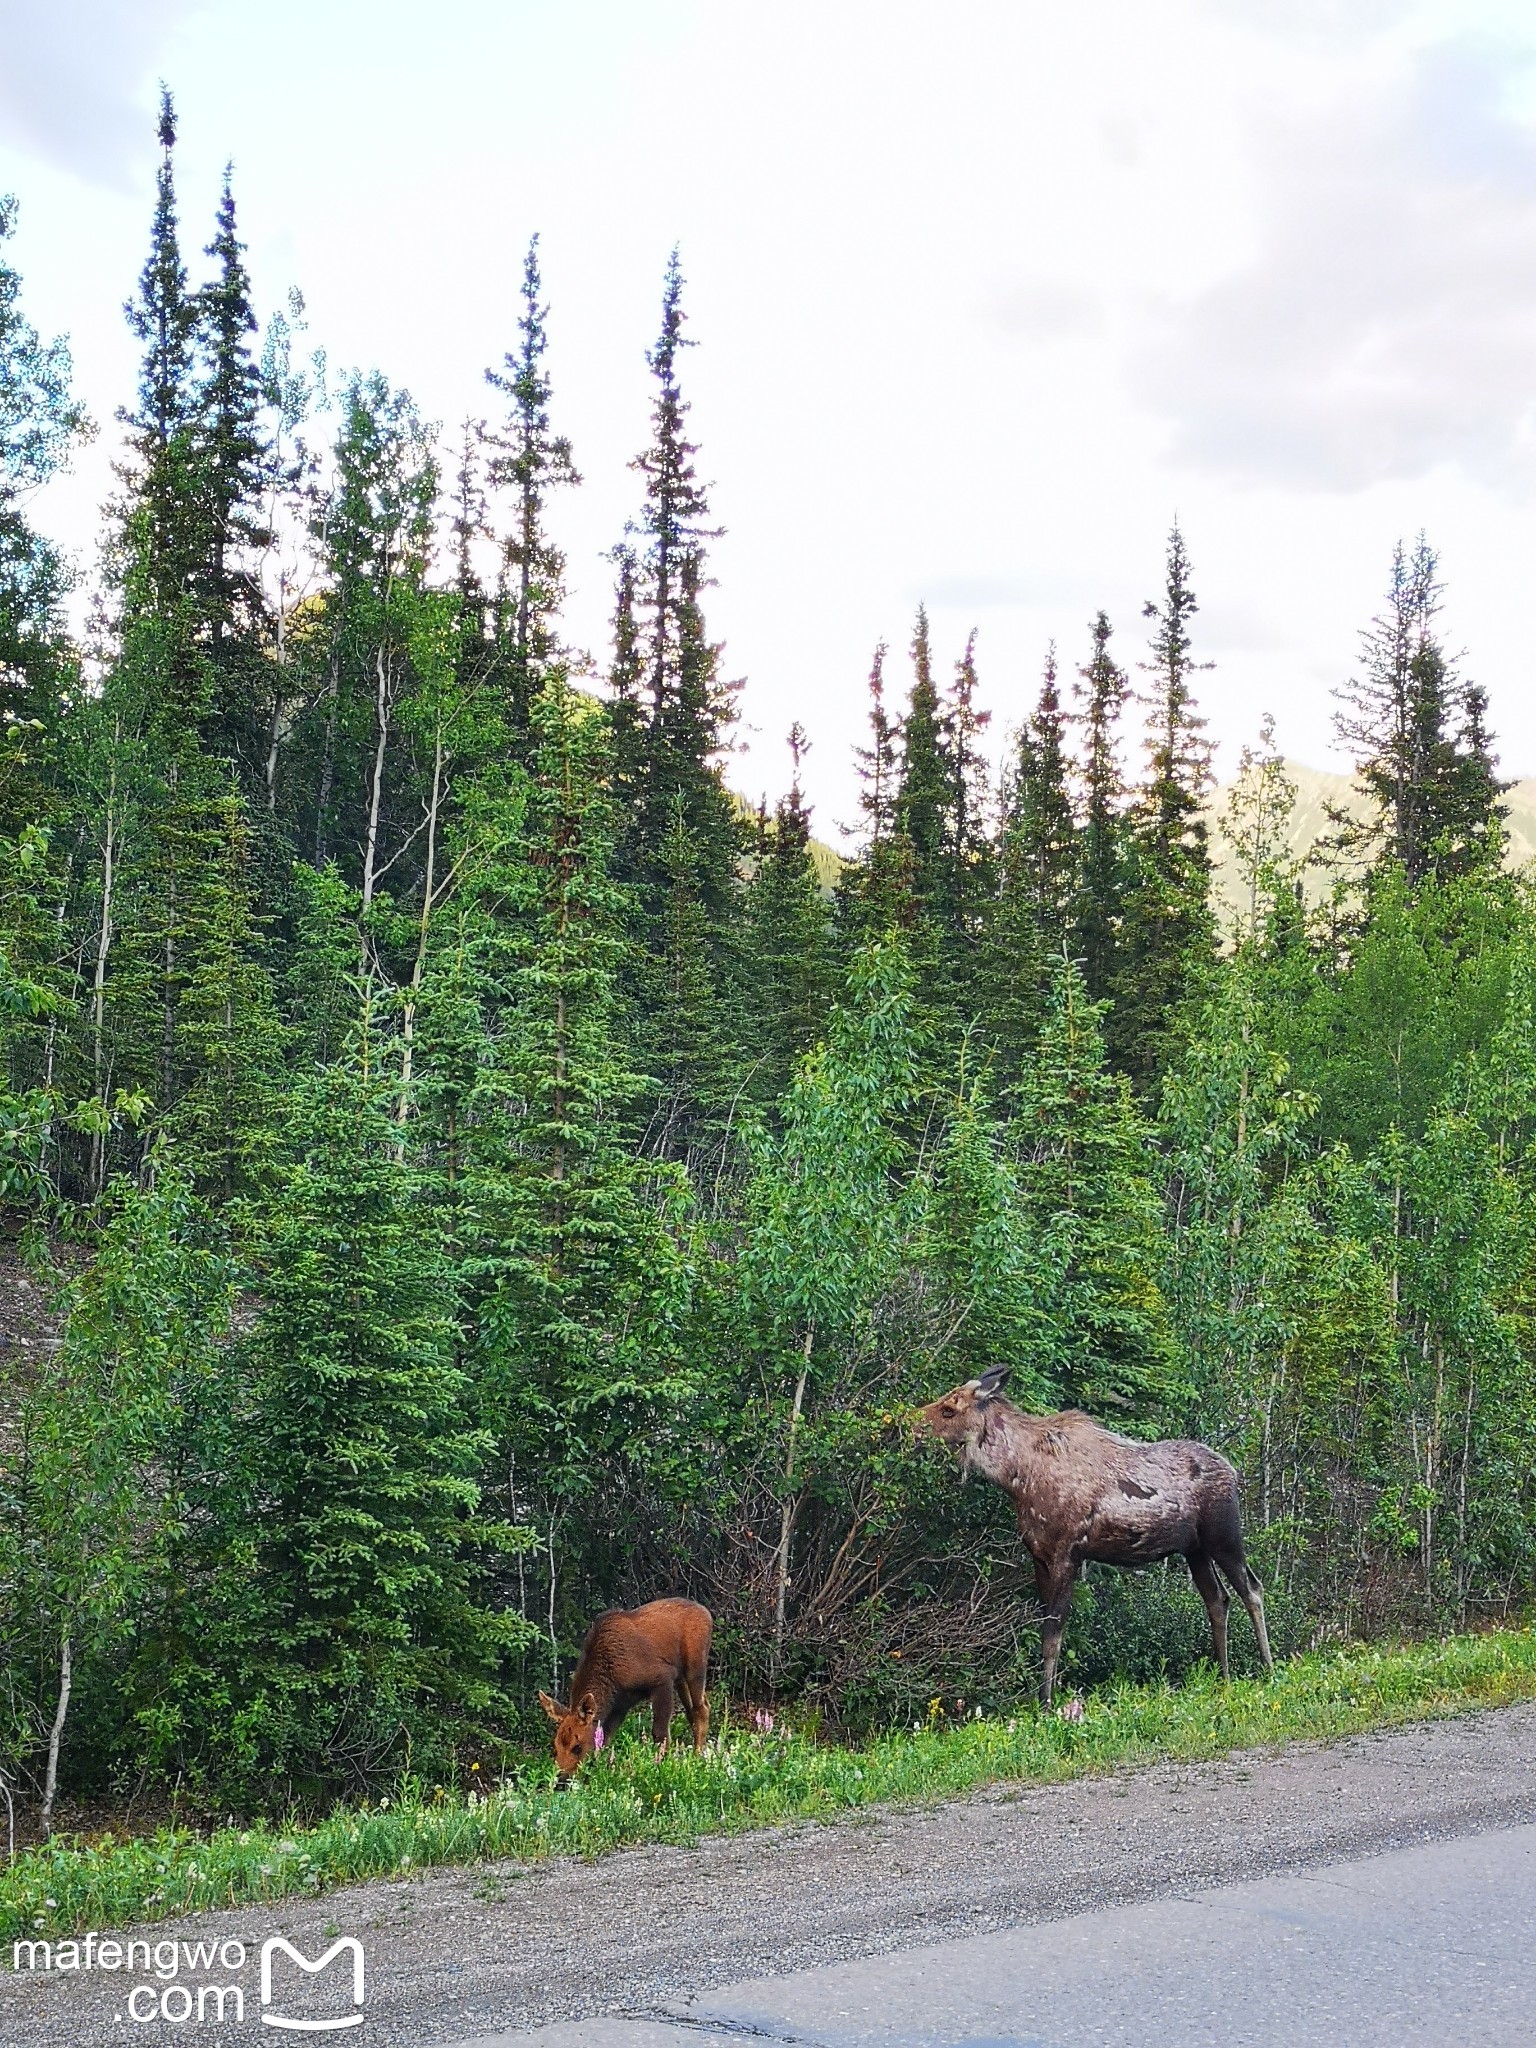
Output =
[
  {"x1": 539, "y1": 1597, "x2": 712, "y2": 1781},
  {"x1": 919, "y1": 1367, "x2": 1273, "y2": 1706}
]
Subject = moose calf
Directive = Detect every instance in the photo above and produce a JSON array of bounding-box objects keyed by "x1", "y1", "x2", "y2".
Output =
[
  {"x1": 539, "y1": 1597, "x2": 712, "y2": 1780},
  {"x1": 919, "y1": 1367, "x2": 1273, "y2": 1705}
]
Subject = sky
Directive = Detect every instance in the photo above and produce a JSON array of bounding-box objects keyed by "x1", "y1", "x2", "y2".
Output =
[{"x1": 3, "y1": 0, "x2": 1536, "y2": 834}]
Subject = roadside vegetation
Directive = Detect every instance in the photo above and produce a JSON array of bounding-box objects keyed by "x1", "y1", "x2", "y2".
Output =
[
  {"x1": 5, "y1": 1628, "x2": 1533, "y2": 1946},
  {"x1": 5, "y1": 89, "x2": 1536, "y2": 1847}
]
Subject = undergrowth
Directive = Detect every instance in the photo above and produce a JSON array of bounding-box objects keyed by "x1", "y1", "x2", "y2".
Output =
[{"x1": 4, "y1": 1624, "x2": 1534, "y2": 1947}]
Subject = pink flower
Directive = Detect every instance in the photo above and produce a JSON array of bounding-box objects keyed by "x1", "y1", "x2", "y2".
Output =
[
  {"x1": 752, "y1": 1708, "x2": 775, "y2": 1734},
  {"x1": 1058, "y1": 1697, "x2": 1084, "y2": 1723},
  {"x1": 593, "y1": 1724, "x2": 605, "y2": 1751}
]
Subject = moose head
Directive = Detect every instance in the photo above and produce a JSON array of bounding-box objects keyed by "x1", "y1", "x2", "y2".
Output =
[
  {"x1": 917, "y1": 1365, "x2": 1014, "y2": 1460},
  {"x1": 538, "y1": 1689, "x2": 605, "y2": 1779}
]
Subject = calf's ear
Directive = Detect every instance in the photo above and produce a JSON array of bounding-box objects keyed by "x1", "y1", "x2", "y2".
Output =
[
  {"x1": 538, "y1": 1690, "x2": 565, "y2": 1723},
  {"x1": 975, "y1": 1364, "x2": 1013, "y2": 1399},
  {"x1": 575, "y1": 1690, "x2": 599, "y2": 1725}
]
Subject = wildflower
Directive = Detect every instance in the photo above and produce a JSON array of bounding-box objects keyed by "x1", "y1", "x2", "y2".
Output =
[
  {"x1": 471, "y1": 1762, "x2": 480, "y2": 1772},
  {"x1": 751, "y1": 1708, "x2": 775, "y2": 1734},
  {"x1": 1057, "y1": 1697, "x2": 1084, "y2": 1723},
  {"x1": 594, "y1": 1725, "x2": 606, "y2": 1751}
]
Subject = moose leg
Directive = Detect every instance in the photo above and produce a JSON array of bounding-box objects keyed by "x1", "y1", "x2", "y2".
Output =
[
  {"x1": 1211, "y1": 1541, "x2": 1275, "y2": 1677},
  {"x1": 1234, "y1": 1566, "x2": 1274, "y2": 1676},
  {"x1": 1187, "y1": 1549, "x2": 1230, "y2": 1680},
  {"x1": 649, "y1": 1677, "x2": 677, "y2": 1755},
  {"x1": 1034, "y1": 1556, "x2": 1077, "y2": 1708},
  {"x1": 678, "y1": 1672, "x2": 710, "y2": 1753}
]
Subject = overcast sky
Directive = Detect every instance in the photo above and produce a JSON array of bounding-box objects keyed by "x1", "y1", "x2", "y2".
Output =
[{"x1": 4, "y1": 0, "x2": 1536, "y2": 831}]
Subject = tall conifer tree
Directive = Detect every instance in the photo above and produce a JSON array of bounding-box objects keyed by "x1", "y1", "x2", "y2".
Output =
[
  {"x1": 193, "y1": 170, "x2": 270, "y2": 775},
  {"x1": 118, "y1": 89, "x2": 208, "y2": 743},
  {"x1": 983, "y1": 646, "x2": 1076, "y2": 1099},
  {"x1": 610, "y1": 253, "x2": 743, "y2": 1159},
  {"x1": 1112, "y1": 527, "x2": 1215, "y2": 1089},
  {"x1": 1335, "y1": 538, "x2": 1506, "y2": 885},
  {"x1": 894, "y1": 606, "x2": 948, "y2": 936},
  {"x1": 744, "y1": 725, "x2": 834, "y2": 1111},
  {"x1": 484, "y1": 236, "x2": 580, "y2": 743},
  {"x1": 1071, "y1": 610, "x2": 1128, "y2": 1003}
]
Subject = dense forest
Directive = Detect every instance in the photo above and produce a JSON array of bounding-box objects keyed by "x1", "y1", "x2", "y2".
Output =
[{"x1": 2, "y1": 99, "x2": 1534, "y2": 1825}]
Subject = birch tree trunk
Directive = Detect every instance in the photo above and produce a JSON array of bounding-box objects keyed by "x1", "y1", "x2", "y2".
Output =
[
  {"x1": 396, "y1": 718, "x2": 444, "y2": 1127},
  {"x1": 773, "y1": 1329, "x2": 814, "y2": 1668},
  {"x1": 39, "y1": 1633, "x2": 72, "y2": 1839},
  {"x1": 90, "y1": 745, "x2": 119, "y2": 1196}
]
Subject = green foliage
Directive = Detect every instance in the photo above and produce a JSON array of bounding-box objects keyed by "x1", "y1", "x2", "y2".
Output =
[
  {"x1": 0, "y1": 1171, "x2": 233, "y2": 1798},
  {"x1": 6, "y1": 1625, "x2": 1536, "y2": 1942},
  {"x1": 194, "y1": 1065, "x2": 527, "y2": 1799},
  {"x1": 1018, "y1": 955, "x2": 1184, "y2": 1423},
  {"x1": 742, "y1": 731, "x2": 835, "y2": 1113}
]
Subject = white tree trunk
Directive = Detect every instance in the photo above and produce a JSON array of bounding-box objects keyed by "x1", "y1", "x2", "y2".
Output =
[
  {"x1": 773, "y1": 1330, "x2": 814, "y2": 1667},
  {"x1": 40, "y1": 1633, "x2": 72, "y2": 1839},
  {"x1": 90, "y1": 750, "x2": 118, "y2": 1195}
]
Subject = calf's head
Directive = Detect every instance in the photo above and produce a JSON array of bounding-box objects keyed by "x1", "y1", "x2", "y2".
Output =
[
  {"x1": 539, "y1": 1689, "x2": 602, "y2": 1779},
  {"x1": 917, "y1": 1365, "x2": 1013, "y2": 1460}
]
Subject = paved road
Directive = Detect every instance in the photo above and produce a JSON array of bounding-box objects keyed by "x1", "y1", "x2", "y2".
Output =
[
  {"x1": 5, "y1": 1703, "x2": 1536, "y2": 2046},
  {"x1": 472, "y1": 1823, "x2": 1536, "y2": 2047}
]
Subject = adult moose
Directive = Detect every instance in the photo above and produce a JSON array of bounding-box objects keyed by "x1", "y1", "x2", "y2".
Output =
[
  {"x1": 919, "y1": 1367, "x2": 1272, "y2": 1705},
  {"x1": 539, "y1": 1597, "x2": 712, "y2": 1780}
]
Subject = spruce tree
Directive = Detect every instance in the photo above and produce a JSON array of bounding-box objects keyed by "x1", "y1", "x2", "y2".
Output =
[
  {"x1": 893, "y1": 605, "x2": 949, "y2": 935},
  {"x1": 610, "y1": 253, "x2": 743, "y2": 1160},
  {"x1": 1004, "y1": 643, "x2": 1076, "y2": 949},
  {"x1": 118, "y1": 88, "x2": 207, "y2": 740},
  {"x1": 299, "y1": 373, "x2": 437, "y2": 895},
  {"x1": 1070, "y1": 609, "x2": 1129, "y2": 1004},
  {"x1": 222, "y1": 1065, "x2": 518, "y2": 1787},
  {"x1": 438, "y1": 680, "x2": 696, "y2": 1626},
  {"x1": 982, "y1": 646, "x2": 1077, "y2": 1101},
  {"x1": 743, "y1": 724, "x2": 835, "y2": 1111},
  {"x1": 483, "y1": 235, "x2": 580, "y2": 742},
  {"x1": 837, "y1": 641, "x2": 912, "y2": 946},
  {"x1": 193, "y1": 169, "x2": 270, "y2": 775},
  {"x1": 944, "y1": 629, "x2": 994, "y2": 987},
  {"x1": 1018, "y1": 953, "x2": 1185, "y2": 1424},
  {"x1": 1112, "y1": 527, "x2": 1215, "y2": 1090},
  {"x1": 1335, "y1": 538, "x2": 1506, "y2": 886}
]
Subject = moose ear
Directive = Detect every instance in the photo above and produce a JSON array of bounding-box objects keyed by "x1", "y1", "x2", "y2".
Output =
[
  {"x1": 538, "y1": 1690, "x2": 566, "y2": 1724},
  {"x1": 975, "y1": 1365, "x2": 1013, "y2": 1400},
  {"x1": 574, "y1": 1690, "x2": 598, "y2": 1726}
]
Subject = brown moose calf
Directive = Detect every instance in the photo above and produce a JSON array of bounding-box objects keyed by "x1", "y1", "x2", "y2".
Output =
[{"x1": 539, "y1": 1597, "x2": 712, "y2": 1780}]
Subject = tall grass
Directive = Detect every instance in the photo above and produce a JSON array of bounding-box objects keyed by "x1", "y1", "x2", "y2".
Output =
[{"x1": 5, "y1": 1625, "x2": 1533, "y2": 1948}]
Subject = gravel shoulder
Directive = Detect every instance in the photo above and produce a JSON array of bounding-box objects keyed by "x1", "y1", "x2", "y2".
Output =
[{"x1": 6, "y1": 1701, "x2": 1536, "y2": 2047}]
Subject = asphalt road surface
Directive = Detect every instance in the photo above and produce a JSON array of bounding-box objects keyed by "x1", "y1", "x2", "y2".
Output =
[{"x1": 5, "y1": 1702, "x2": 1536, "y2": 2047}]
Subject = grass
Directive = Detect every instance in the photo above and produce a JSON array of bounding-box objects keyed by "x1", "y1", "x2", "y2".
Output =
[{"x1": 5, "y1": 1623, "x2": 1535, "y2": 1948}]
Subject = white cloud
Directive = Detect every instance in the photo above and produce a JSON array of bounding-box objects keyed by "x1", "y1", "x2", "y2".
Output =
[
  {"x1": 1135, "y1": 40, "x2": 1536, "y2": 490},
  {"x1": 0, "y1": 1, "x2": 204, "y2": 189}
]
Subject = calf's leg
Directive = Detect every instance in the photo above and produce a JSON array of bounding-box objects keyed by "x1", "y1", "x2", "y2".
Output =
[
  {"x1": 1034, "y1": 1556, "x2": 1077, "y2": 1707},
  {"x1": 649, "y1": 1676, "x2": 677, "y2": 1754},
  {"x1": 678, "y1": 1671, "x2": 710, "y2": 1753},
  {"x1": 1187, "y1": 1549, "x2": 1231, "y2": 1680}
]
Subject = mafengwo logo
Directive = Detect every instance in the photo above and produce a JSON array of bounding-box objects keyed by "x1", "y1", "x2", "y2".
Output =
[
  {"x1": 10, "y1": 1928, "x2": 366, "y2": 2030},
  {"x1": 260, "y1": 1936, "x2": 366, "y2": 2031},
  {"x1": 262, "y1": 1933, "x2": 366, "y2": 2031}
]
